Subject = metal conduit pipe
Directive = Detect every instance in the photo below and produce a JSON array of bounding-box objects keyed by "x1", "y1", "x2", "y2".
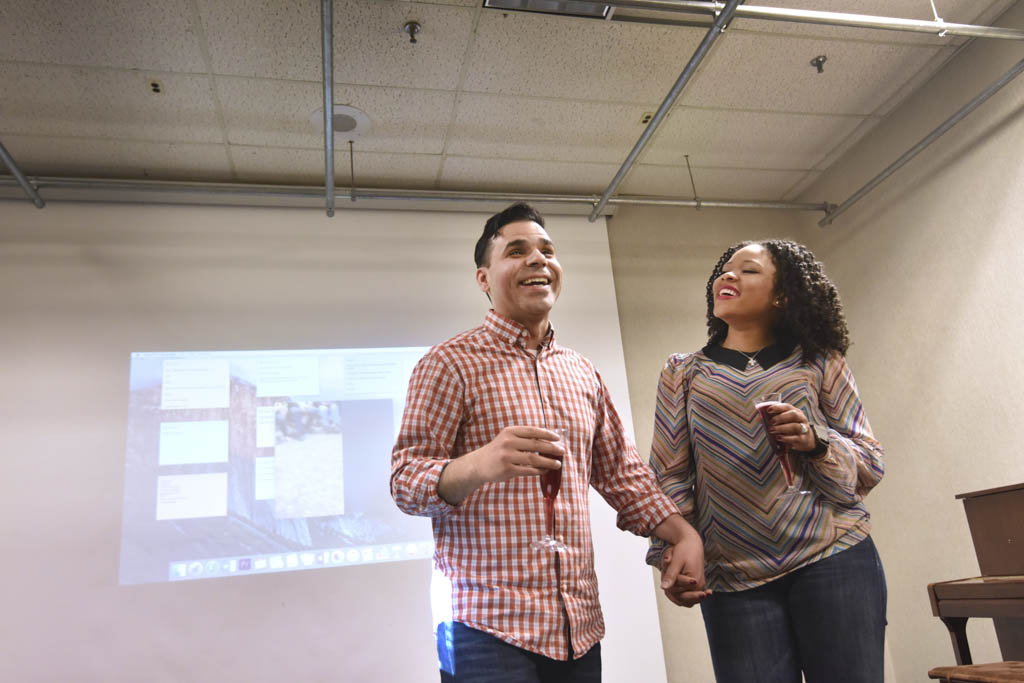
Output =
[
  {"x1": 589, "y1": 0, "x2": 743, "y2": 221},
  {"x1": 0, "y1": 176, "x2": 831, "y2": 212},
  {"x1": 0, "y1": 141, "x2": 45, "y2": 208},
  {"x1": 604, "y1": 1, "x2": 1024, "y2": 40},
  {"x1": 820, "y1": 55, "x2": 1024, "y2": 227},
  {"x1": 321, "y1": 0, "x2": 335, "y2": 218}
]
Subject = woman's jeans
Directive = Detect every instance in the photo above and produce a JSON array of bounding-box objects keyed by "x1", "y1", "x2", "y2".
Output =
[{"x1": 700, "y1": 536, "x2": 887, "y2": 683}]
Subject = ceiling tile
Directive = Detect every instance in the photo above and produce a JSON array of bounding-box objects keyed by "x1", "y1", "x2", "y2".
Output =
[
  {"x1": 232, "y1": 146, "x2": 441, "y2": 188},
  {"x1": 0, "y1": 135, "x2": 233, "y2": 182},
  {"x1": 643, "y1": 107, "x2": 867, "y2": 169},
  {"x1": 619, "y1": 165, "x2": 808, "y2": 200},
  {"x1": 334, "y1": 1, "x2": 477, "y2": 89},
  {"x1": 196, "y1": 0, "x2": 316, "y2": 80},
  {"x1": 869, "y1": 44, "x2": 959, "y2": 118},
  {"x1": 407, "y1": 0, "x2": 479, "y2": 6},
  {"x1": 809, "y1": 116, "x2": 883, "y2": 172},
  {"x1": 439, "y1": 156, "x2": 618, "y2": 194},
  {"x1": 218, "y1": 78, "x2": 456, "y2": 153},
  {"x1": 462, "y1": 11, "x2": 707, "y2": 103},
  {"x1": 783, "y1": 170, "x2": 825, "y2": 201},
  {"x1": 445, "y1": 94, "x2": 650, "y2": 163},
  {"x1": 0, "y1": 64, "x2": 224, "y2": 144},
  {"x1": 680, "y1": 32, "x2": 942, "y2": 115},
  {"x1": 0, "y1": 0, "x2": 206, "y2": 72},
  {"x1": 199, "y1": 0, "x2": 476, "y2": 89}
]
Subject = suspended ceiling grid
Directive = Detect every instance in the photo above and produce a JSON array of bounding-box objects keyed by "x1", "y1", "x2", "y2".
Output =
[{"x1": 0, "y1": 0, "x2": 1017, "y2": 204}]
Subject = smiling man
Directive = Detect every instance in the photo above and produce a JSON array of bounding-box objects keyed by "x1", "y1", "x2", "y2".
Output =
[{"x1": 391, "y1": 202, "x2": 708, "y2": 683}]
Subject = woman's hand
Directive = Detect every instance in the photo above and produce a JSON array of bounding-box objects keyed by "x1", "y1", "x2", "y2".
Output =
[
  {"x1": 660, "y1": 546, "x2": 712, "y2": 607},
  {"x1": 763, "y1": 402, "x2": 817, "y2": 452}
]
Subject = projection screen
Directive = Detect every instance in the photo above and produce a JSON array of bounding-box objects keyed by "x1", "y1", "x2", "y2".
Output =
[{"x1": 0, "y1": 200, "x2": 668, "y2": 683}]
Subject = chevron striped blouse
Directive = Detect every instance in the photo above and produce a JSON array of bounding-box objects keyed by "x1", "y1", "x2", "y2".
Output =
[{"x1": 646, "y1": 344, "x2": 884, "y2": 592}]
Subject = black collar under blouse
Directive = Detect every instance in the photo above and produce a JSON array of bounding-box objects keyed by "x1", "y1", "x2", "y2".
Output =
[{"x1": 702, "y1": 336, "x2": 799, "y2": 372}]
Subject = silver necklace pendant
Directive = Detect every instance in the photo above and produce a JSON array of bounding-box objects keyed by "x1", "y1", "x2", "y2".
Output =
[{"x1": 746, "y1": 357, "x2": 760, "y2": 370}]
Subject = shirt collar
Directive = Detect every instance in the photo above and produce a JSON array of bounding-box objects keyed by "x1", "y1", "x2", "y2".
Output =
[
  {"x1": 484, "y1": 309, "x2": 556, "y2": 351},
  {"x1": 702, "y1": 336, "x2": 798, "y2": 371}
]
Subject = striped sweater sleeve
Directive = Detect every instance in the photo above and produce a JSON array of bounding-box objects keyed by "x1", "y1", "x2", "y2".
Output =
[
  {"x1": 645, "y1": 353, "x2": 696, "y2": 568},
  {"x1": 804, "y1": 351, "x2": 885, "y2": 505}
]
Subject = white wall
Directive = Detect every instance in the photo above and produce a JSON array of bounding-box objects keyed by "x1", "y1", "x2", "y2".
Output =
[
  {"x1": 0, "y1": 202, "x2": 666, "y2": 682},
  {"x1": 606, "y1": 4, "x2": 1024, "y2": 682}
]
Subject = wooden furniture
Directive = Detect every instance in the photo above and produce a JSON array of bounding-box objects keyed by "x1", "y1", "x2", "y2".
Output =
[
  {"x1": 928, "y1": 483, "x2": 1024, "y2": 665},
  {"x1": 927, "y1": 661, "x2": 1024, "y2": 682},
  {"x1": 928, "y1": 576, "x2": 1024, "y2": 664}
]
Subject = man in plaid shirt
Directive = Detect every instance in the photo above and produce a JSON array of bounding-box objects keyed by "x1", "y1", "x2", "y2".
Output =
[{"x1": 391, "y1": 202, "x2": 708, "y2": 682}]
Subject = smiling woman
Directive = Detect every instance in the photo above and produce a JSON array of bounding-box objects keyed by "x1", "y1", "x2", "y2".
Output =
[
  {"x1": 706, "y1": 241, "x2": 851, "y2": 360},
  {"x1": 647, "y1": 239, "x2": 886, "y2": 683}
]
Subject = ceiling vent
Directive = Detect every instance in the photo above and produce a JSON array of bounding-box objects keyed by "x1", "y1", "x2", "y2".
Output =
[{"x1": 483, "y1": 1, "x2": 610, "y2": 19}]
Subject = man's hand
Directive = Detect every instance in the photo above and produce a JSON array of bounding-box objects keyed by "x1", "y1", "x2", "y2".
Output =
[
  {"x1": 438, "y1": 426, "x2": 563, "y2": 505},
  {"x1": 660, "y1": 546, "x2": 712, "y2": 607},
  {"x1": 652, "y1": 514, "x2": 711, "y2": 607}
]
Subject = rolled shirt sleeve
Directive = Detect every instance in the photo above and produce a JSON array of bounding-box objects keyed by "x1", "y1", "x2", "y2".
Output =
[
  {"x1": 588, "y1": 368, "x2": 679, "y2": 538},
  {"x1": 390, "y1": 351, "x2": 463, "y2": 518}
]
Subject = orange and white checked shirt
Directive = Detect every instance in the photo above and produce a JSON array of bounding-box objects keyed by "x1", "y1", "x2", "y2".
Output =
[{"x1": 391, "y1": 310, "x2": 679, "y2": 660}]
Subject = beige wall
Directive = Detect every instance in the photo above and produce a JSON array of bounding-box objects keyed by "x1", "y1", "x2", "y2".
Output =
[
  {"x1": 607, "y1": 4, "x2": 1024, "y2": 682},
  {"x1": 795, "y1": 2, "x2": 1024, "y2": 680}
]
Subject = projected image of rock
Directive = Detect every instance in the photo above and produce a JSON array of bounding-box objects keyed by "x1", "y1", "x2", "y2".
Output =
[{"x1": 274, "y1": 433, "x2": 345, "y2": 518}]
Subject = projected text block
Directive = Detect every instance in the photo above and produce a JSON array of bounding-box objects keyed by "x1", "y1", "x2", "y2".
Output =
[
  {"x1": 255, "y1": 406, "x2": 276, "y2": 448},
  {"x1": 254, "y1": 456, "x2": 275, "y2": 500},
  {"x1": 256, "y1": 356, "x2": 320, "y2": 397},
  {"x1": 158, "y1": 421, "x2": 229, "y2": 466},
  {"x1": 160, "y1": 359, "x2": 230, "y2": 410},
  {"x1": 343, "y1": 355, "x2": 408, "y2": 398},
  {"x1": 156, "y1": 473, "x2": 228, "y2": 521}
]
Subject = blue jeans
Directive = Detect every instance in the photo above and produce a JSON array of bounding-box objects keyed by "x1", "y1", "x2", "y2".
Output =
[
  {"x1": 700, "y1": 536, "x2": 887, "y2": 683},
  {"x1": 441, "y1": 622, "x2": 601, "y2": 683}
]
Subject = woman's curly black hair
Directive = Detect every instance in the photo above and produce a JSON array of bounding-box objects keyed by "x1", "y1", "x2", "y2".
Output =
[{"x1": 705, "y1": 239, "x2": 850, "y2": 359}]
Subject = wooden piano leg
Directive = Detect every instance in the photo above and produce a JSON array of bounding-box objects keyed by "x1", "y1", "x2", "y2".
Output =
[{"x1": 939, "y1": 617, "x2": 972, "y2": 665}]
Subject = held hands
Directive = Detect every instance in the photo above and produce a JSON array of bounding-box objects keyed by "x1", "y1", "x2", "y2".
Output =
[
  {"x1": 761, "y1": 402, "x2": 817, "y2": 452},
  {"x1": 653, "y1": 515, "x2": 711, "y2": 607},
  {"x1": 660, "y1": 544, "x2": 712, "y2": 608}
]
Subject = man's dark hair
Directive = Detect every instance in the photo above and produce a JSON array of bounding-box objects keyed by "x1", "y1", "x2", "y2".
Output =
[
  {"x1": 474, "y1": 202, "x2": 546, "y2": 267},
  {"x1": 704, "y1": 239, "x2": 851, "y2": 359}
]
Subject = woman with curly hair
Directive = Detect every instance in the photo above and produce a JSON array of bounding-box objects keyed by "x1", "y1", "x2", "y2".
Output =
[{"x1": 647, "y1": 240, "x2": 886, "y2": 683}]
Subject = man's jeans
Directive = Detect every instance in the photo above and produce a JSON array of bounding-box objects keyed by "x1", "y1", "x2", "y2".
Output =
[
  {"x1": 441, "y1": 622, "x2": 601, "y2": 683},
  {"x1": 700, "y1": 536, "x2": 887, "y2": 683}
]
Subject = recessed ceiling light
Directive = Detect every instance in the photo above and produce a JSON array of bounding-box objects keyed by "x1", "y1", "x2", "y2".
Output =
[
  {"x1": 483, "y1": 1, "x2": 610, "y2": 19},
  {"x1": 310, "y1": 105, "x2": 372, "y2": 139}
]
